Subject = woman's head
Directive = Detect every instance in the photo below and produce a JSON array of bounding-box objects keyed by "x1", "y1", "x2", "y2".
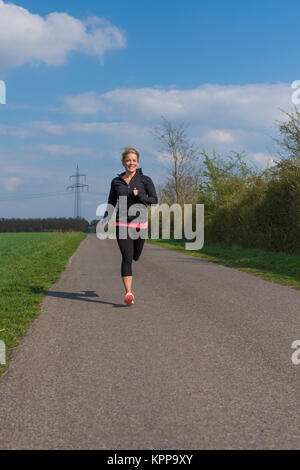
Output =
[{"x1": 122, "y1": 147, "x2": 139, "y2": 173}]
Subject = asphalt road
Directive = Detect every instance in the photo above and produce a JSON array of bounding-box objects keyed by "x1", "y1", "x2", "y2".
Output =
[{"x1": 0, "y1": 234, "x2": 299, "y2": 449}]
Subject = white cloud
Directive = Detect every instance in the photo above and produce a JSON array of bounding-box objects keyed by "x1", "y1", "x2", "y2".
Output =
[
  {"x1": 0, "y1": 123, "x2": 34, "y2": 137},
  {"x1": 38, "y1": 144, "x2": 93, "y2": 156},
  {"x1": 28, "y1": 120, "x2": 151, "y2": 143},
  {"x1": 55, "y1": 83, "x2": 293, "y2": 129},
  {"x1": 3, "y1": 176, "x2": 21, "y2": 191},
  {"x1": 5, "y1": 165, "x2": 26, "y2": 173},
  {"x1": 153, "y1": 150, "x2": 173, "y2": 163},
  {"x1": 0, "y1": 0, "x2": 126, "y2": 68},
  {"x1": 0, "y1": 121, "x2": 152, "y2": 153},
  {"x1": 203, "y1": 129, "x2": 235, "y2": 144},
  {"x1": 0, "y1": 82, "x2": 296, "y2": 169},
  {"x1": 252, "y1": 152, "x2": 277, "y2": 168},
  {"x1": 29, "y1": 121, "x2": 68, "y2": 135},
  {"x1": 54, "y1": 92, "x2": 106, "y2": 115}
]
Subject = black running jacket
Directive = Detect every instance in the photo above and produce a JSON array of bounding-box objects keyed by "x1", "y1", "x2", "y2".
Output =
[{"x1": 103, "y1": 168, "x2": 158, "y2": 223}]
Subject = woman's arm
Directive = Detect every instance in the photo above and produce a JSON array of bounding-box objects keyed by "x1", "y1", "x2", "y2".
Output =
[
  {"x1": 103, "y1": 180, "x2": 118, "y2": 220},
  {"x1": 137, "y1": 176, "x2": 158, "y2": 205}
]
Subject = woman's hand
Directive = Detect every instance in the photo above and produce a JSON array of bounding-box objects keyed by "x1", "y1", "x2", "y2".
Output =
[{"x1": 133, "y1": 187, "x2": 139, "y2": 196}]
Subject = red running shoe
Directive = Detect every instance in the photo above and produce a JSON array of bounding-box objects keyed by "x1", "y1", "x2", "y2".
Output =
[{"x1": 124, "y1": 292, "x2": 135, "y2": 306}]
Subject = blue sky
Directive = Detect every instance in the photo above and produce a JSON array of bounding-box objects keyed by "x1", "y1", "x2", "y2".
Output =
[{"x1": 0, "y1": 0, "x2": 298, "y2": 221}]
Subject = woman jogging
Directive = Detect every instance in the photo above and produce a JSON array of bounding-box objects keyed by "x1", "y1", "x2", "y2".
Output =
[{"x1": 103, "y1": 147, "x2": 158, "y2": 306}]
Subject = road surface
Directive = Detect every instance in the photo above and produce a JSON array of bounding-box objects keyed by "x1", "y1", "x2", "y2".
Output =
[{"x1": 0, "y1": 234, "x2": 299, "y2": 449}]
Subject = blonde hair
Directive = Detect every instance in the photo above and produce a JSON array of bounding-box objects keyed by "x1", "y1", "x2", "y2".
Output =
[{"x1": 121, "y1": 147, "x2": 140, "y2": 166}]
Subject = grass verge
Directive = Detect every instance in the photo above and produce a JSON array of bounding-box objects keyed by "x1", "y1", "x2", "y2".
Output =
[
  {"x1": 0, "y1": 232, "x2": 87, "y2": 378},
  {"x1": 146, "y1": 238, "x2": 300, "y2": 289}
]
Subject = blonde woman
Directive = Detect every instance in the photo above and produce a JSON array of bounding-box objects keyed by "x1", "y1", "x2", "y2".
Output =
[{"x1": 103, "y1": 147, "x2": 158, "y2": 305}]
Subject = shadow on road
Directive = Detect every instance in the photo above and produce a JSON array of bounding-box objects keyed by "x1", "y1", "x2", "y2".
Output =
[{"x1": 28, "y1": 286, "x2": 127, "y2": 308}]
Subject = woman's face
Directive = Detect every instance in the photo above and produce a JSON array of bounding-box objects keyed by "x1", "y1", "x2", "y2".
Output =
[{"x1": 124, "y1": 153, "x2": 138, "y2": 173}]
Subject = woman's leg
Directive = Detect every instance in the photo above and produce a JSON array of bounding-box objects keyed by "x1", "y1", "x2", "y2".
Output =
[
  {"x1": 133, "y1": 228, "x2": 147, "y2": 261},
  {"x1": 122, "y1": 275, "x2": 132, "y2": 294},
  {"x1": 116, "y1": 226, "x2": 134, "y2": 293}
]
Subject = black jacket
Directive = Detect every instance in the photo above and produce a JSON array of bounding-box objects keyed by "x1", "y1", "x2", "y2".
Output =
[{"x1": 103, "y1": 168, "x2": 158, "y2": 223}]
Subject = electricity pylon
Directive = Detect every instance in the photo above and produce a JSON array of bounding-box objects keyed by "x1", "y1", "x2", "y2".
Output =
[{"x1": 67, "y1": 164, "x2": 88, "y2": 218}]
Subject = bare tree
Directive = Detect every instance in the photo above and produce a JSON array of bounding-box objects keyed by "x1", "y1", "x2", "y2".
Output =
[
  {"x1": 151, "y1": 116, "x2": 200, "y2": 205},
  {"x1": 273, "y1": 106, "x2": 300, "y2": 161}
]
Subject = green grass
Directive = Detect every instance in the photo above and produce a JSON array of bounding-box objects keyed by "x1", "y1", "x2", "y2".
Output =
[
  {"x1": 146, "y1": 238, "x2": 300, "y2": 289},
  {"x1": 0, "y1": 232, "x2": 87, "y2": 377}
]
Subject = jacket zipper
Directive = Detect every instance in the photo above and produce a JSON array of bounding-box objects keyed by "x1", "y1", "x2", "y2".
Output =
[{"x1": 121, "y1": 174, "x2": 136, "y2": 189}]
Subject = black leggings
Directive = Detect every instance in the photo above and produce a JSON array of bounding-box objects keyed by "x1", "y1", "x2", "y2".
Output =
[{"x1": 116, "y1": 225, "x2": 147, "y2": 276}]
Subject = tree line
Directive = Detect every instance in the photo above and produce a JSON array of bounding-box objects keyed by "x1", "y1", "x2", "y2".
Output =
[
  {"x1": 0, "y1": 217, "x2": 89, "y2": 233},
  {"x1": 152, "y1": 109, "x2": 300, "y2": 254}
]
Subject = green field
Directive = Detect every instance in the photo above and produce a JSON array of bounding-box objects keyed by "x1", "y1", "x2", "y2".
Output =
[
  {"x1": 146, "y1": 238, "x2": 300, "y2": 289},
  {"x1": 0, "y1": 232, "x2": 87, "y2": 376}
]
